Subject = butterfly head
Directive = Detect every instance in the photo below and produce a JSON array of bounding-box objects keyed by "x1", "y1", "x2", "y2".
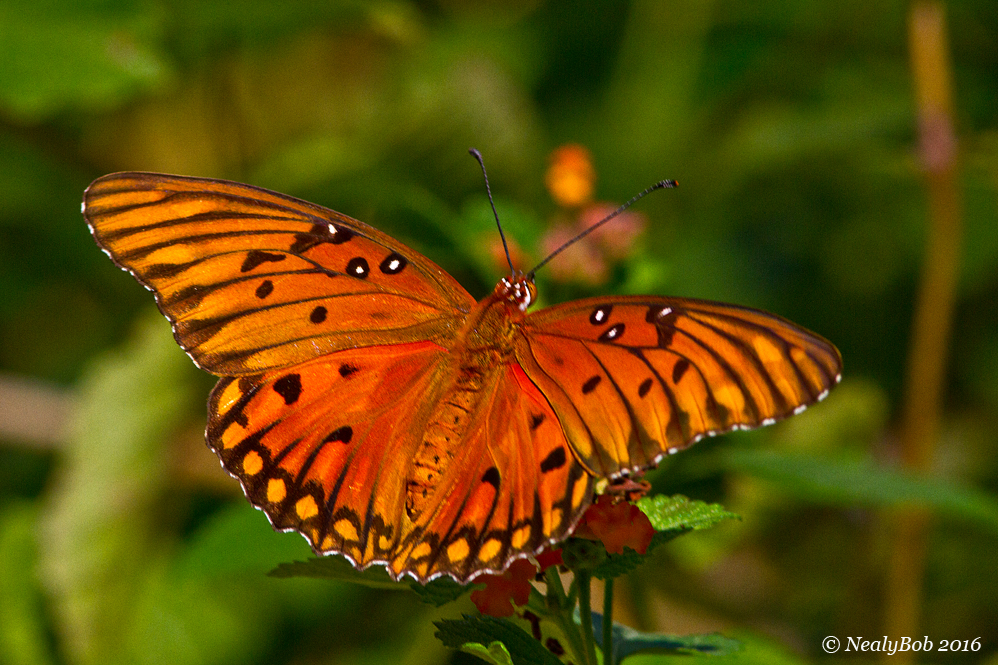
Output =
[{"x1": 498, "y1": 273, "x2": 536, "y2": 312}]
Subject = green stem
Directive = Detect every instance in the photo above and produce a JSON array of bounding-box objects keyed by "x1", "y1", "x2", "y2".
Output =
[
  {"x1": 545, "y1": 566, "x2": 567, "y2": 605},
  {"x1": 577, "y1": 570, "x2": 599, "y2": 665},
  {"x1": 603, "y1": 578, "x2": 614, "y2": 665},
  {"x1": 543, "y1": 568, "x2": 588, "y2": 664}
]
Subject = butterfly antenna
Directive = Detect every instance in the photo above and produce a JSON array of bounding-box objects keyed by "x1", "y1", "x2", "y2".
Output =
[
  {"x1": 469, "y1": 148, "x2": 515, "y2": 273},
  {"x1": 527, "y1": 178, "x2": 678, "y2": 278}
]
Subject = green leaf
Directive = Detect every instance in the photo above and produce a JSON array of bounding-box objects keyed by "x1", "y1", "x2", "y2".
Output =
[
  {"x1": 268, "y1": 555, "x2": 406, "y2": 590},
  {"x1": 435, "y1": 615, "x2": 563, "y2": 665},
  {"x1": 620, "y1": 631, "x2": 810, "y2": 665},
  {"x1": 725, "y1": 449, "x2": 998, "y2": 534},
  {"x1": 460, "y1": 641, "x2": 516, "y2": 665},
  {"x1": 591, "y1": 613, "x2": 741, "y2": 661},
  {"x1": 269, "y1": 555, "x2": 474, "y2": 605},
  {"x1": 409, "y1": 576, "x2": 476, "y2": 607},
  {"x1": 637, "y1": 495, "x2": 740, "y2": 533}
]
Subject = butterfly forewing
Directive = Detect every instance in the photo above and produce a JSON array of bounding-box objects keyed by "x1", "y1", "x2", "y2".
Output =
[
  {"x1": 517, "y1": 296, "x2": 842, "y2": 477},
  {"x1": 83, "y1": 173, "x2": 475, "y2": 374},
  {"x1": 208, "y1": 340, "x2": 449, "y2": 570}
]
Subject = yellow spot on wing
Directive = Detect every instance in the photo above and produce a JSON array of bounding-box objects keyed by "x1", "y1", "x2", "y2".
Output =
[
  {"x1": 511, "y1": 526, "x2": 531, "y2": 549},
  {"x1": 334, "y1": 519, "x2": 359, "y2": 541},
  {"x1": 411, "y1": 542, "x2": 432, "y2": 560},
  {"x1": 296, "y1": 495, "x2": 319, "y2": 520},
  {"x1": 752, "y1": 335, "x2": 784, "y2": 364},
  {"x1": 548, "y1": 508, "x2": 562, "y2": 533},
  {"x1": 217, "y1": 381, "x2": 244, "y2": 414},
  {"x1": 220, "y1": 427, "x2": 242, "y2": 450},
  {"x1": 267, "y1": 478, "x2": 286, "y2": 503},
  {"x1": 478, "y1": 538, "x2": 502, "y2": 562},
  {"x1": 242, "y1": 450, "x2": 263, "y2": 476},
  {"x1": 571, "y1": 475, "x2": 589, "y2": 509},
  {"x1": 447, "y1": 539, "x2": 470, "y2": 563}
]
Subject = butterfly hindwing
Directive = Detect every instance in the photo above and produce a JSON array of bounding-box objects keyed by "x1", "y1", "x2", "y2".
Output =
[
  {"x1": 517, "y1": 296, "x2": 842, "y2": 477},
  {"x1": 208, "y1": 340, "x2": 449, "y2": 569},
  {"x1": 84, "y1": 173, "x2": 475, "y2": 375}
]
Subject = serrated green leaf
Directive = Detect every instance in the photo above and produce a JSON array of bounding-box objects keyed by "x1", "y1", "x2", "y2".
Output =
[
  {"x1": 460, "y1": 640, "x2": 516, "y2": 665},
  {"x1": 409, "y1": 575, "x2": 475, "y2": 607},
  {"x1": 268, "y1": 556, "x2": 405, "y2": 590},
  {"x1": 269, "y1": 556, "x2": 474, "y2": 605},
  {"x1": 591, "y1": 613, "x2": 741, "y2": 660},
  {"x1": 435, "y1": 615, "x2": 563, "y2": 665},
  {"x1": 637, "y1": 495, "x2": 740, "y2": 533},
  {"x1": 592, "y1": 547, "x2": 645, "y2": 581}
]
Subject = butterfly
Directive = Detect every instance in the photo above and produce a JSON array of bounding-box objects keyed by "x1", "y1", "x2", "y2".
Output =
[{"x1": 83, "y1": 169, "x2": 841, "y2": 583}]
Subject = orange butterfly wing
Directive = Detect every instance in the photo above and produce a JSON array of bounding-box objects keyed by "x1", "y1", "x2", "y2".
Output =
[
  {"x1": 207, "y1": 335, "x2": 591, "y2": 583},
  {"x1": 208, "y1": 340, "x2": 450, "y2": 572},
  {"x1": 83, "y1": 173, "x2": 475, "y2": 374},
  {"x1": 516, "y1": 297, "x2": 842, "y2": 477}
]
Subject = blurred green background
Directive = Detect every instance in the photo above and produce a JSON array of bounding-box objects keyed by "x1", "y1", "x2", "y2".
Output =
[{"x1": 1, "y1": 1, "x2": 996, "y2": 664}]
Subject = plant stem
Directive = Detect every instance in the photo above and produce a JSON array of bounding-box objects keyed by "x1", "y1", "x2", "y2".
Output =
[
  {"x1": 603, "y1": 578, "x2": 614, "y2": 665},
  {"x1": 886, "y1": 4, "x2": 963, "y2": 660},
  {"x1": 577, "y1": 570, "x2": 599, "y2": 665},
  {"x1": 544, "y1": 568, "x2": 588, "y2": 664}
]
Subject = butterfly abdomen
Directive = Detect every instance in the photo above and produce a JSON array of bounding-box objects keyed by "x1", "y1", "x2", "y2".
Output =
[{"x1": 404, "y1": 286, "x2": 526, "y2": 519}]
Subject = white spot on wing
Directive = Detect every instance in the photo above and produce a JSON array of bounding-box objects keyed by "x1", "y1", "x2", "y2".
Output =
[
  {"x1": 667, "y1": 447, "x2": 679, "y2": 455},
  {"x1": 817, "y1": 389, "x2": 829, "y2": 401},
  {"x1": 659, "y1": 307, "x2": 673, "y2": 318},
  {"x1": 793, "y1": 404, "x2": 808, "y2": 415},
  {"x1": 762, "y1": 417, "x2": 776, "y2": 426}
]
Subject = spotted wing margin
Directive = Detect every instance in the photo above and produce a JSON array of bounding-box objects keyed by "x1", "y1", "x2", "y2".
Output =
[
  {"x1": 83, "y1": 172, "x2": 475, "y2": 375},
  {"x1": 209, "y1": 338, "x2": 592, "y2": 584},
  {"x1": 516, "y1": 296, "x2": 843, "y2": 478},
  {"x1": 208, "y1": 340, "x2": 449, "y2": 578}
]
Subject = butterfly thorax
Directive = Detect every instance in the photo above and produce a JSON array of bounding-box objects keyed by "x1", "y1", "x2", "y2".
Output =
[{"x1": 404, "y1": 276, "x2": 536, "y2": 518}]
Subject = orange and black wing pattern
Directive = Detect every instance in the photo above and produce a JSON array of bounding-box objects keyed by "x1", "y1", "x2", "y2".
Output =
[
  {"x1": 83, "y1": 172, "x2": 475, "y2": 375},
  {"x1": 517, "y1": 296, "x2": 842, "y2": 477}
]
